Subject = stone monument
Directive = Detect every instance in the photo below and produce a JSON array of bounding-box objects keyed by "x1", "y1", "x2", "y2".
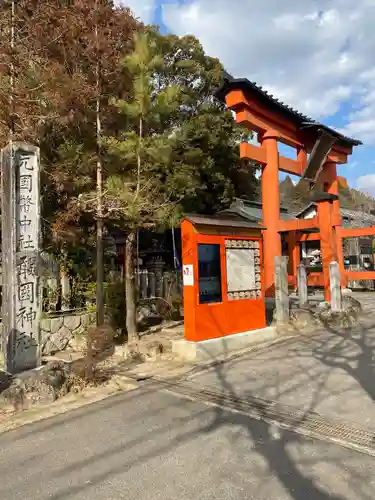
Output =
[
  {"x1": 329, "y1": 261, "x2": 342, "y2": 312},
  {"x1": 274, "y1": 256, "x2": 289, "y2": 324},
  {"x1": 297, "y1": 263, "x2": 308, "y2": 307},
  {"x1": 1, "y1": 142, "x2": 41, "y2": 373}
]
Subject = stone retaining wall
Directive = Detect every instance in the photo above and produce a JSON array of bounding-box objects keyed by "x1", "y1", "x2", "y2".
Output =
[{"x1": 41, "y1": 310, "x2": 96, "y2": 355}]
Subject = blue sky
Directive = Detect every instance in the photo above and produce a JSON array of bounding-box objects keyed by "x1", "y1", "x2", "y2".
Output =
[
  {"x1": 151, "y1": 0, "x2": 169, "y2": 33},
  {"x1": 126, "y1": 0, "x2": 375, "y2": 195}
]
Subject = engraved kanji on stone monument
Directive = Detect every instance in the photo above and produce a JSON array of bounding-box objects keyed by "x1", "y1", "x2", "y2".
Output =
[{"x1": 1, "y1": 143, "x2": 41, "y2": 373}]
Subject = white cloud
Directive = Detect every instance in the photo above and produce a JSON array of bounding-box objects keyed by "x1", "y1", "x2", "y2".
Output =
[
  {"x1": 119, "y1": 0, "x2": 154, "y2": 24},
  {"x1": 357, "y1": 174, "x2": 375, "y2": 196},
  {"x1": 341, "y1": 67, "x2": 375, "y2": 143},
  {"x1": 161, "y1": 0, "x2": 375, "y2": 144}
]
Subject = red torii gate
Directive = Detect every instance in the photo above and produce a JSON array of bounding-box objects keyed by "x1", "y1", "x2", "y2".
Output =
[{"x1": 216, "y1": 74, "x2": 375, "y2": 300}]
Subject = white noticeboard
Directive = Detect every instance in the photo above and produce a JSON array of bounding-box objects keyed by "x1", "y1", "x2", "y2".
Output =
[
  {"x1": 183, "y1": 264, "x2": 194, "y2": 286},
  {"x1": 226, "y1": 248, "x2": 255, "y2": 292}
]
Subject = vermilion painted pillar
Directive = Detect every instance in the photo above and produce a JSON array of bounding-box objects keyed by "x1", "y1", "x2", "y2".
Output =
[
  {"x1": 317, "y1": 199, "x2": 337, "y2": 302},
  {"x1": 287, "y1": 231, "x2": 300, "y2": 285},
  {"x1": 323, "y1": 162, "x2": 347, "y2": 287},
  {"x1": 261, "y1": 130, "x2": 282, "y2": 296},
  {"x1": 181, "y1": 219, "x2": 197, "y2": 341}
]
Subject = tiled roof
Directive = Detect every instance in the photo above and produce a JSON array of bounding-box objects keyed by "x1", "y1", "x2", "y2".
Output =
[
  {"x1": 220, "y1": 198, "x2": 293, "y2": 222},
  {"x1": 296, "y1": 202, "x2": 375, "y2": 229},
  {"x1": 185, "y1": 213, "x2": 264, "y2": 229},
  {"x1": 341, "y1": 208, "x2": 375, "y2": 229},
  {"x1": 216, "y1": 72, "x2": 361, "y2": 149}
]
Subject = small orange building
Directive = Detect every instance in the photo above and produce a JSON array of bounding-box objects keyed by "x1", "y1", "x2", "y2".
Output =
[{"x1": 181, "y1": 214, "x2": 266, "y2": 343}]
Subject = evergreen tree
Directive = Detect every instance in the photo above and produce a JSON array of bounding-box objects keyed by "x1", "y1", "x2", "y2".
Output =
[
  {"x1": 101, "y1": 32, "x2": 195, "y2": 341},
  {"x1": 0, "y1": 3, "x2": 260, "y2": 338}
]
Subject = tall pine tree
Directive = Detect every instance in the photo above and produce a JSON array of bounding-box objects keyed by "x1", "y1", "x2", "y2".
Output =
[{"x1": 102, "y1": 31, "x2": 194, "y2": 341}]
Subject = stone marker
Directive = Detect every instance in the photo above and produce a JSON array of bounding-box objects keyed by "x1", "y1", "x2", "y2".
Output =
[
  {"x1": 274, "y1": 256, "x2": 289, "y2": 324},
  {"x1": 1, "y1": 142, "x2": 41, "y2": 373},
  {"x1": 60, "y1": 272, "x2": 71, "y2": 311},
  {"x1": 329, "y1": 261, "x2": 342, "y2": 312},
  {"x1": 297, "y1": 263, "x2": 308, "y2": 307}
]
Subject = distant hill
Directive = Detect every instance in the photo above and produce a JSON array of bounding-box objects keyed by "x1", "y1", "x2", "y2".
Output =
[{"x1": 279, "y1": 176, "x2": 375, "y2": 214}]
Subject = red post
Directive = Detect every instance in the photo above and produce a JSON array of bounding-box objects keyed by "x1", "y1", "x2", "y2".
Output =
[
  {"x1": 317, "y1": 199, "x2": 337, "y2": 302},
  {"x1": 261, "y1": 130, "x2": 282, "y2": 296},
  {"x1": 181, "y1": 219, "x2": 197, "y2": 341},
  {"x1": 287, "y1": 231, "x2": 300, "y2": 285},
  {"x1": 322, "y1": 162, "x2": 347, "y2": 287}
]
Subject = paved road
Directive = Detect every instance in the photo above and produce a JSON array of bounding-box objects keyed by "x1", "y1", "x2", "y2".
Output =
[
  {"x1": 192, "y1": 291, "x2": 375, "y2": 429},
  {"x1": 187, "y1": 323, "x2": 375, "y2": 429},
  {"x1": 1, "y1": 382, "x2": 375, "y2": 500}
]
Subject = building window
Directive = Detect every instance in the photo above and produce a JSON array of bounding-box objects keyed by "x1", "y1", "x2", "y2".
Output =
[{"x1": 197, "y1": 244, "x2": 222, "y2": 304}]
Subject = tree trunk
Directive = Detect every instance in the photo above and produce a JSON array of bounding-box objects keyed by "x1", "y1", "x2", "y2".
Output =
[
  {"x1": 125, "y1": 231, "x2": 138, "y2": 343},
  {"x1": 95, "y1": 118, "x2": 105, "y2": 326},
  {"x1": 96, "y1": 212, "x2": 104, "y2": 325},
  {"x1": 135, "y1": 117, "x2": 142, "y2": 199},
  {"x1": 96, "y1": 112, "x2": 104, "y2": 327},
  {"x1": 95, "y1": 3, "x2": 104, "y2": 326}
]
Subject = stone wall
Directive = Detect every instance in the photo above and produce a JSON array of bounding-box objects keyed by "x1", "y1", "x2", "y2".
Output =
[{"x1": 40, "y1": 310, "x2": 96, "y2": 355}]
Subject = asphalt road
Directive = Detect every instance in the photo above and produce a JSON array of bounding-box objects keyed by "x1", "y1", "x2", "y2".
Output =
[{"x1": 0, "y1": 382, "x2": 375, "y2": 500}]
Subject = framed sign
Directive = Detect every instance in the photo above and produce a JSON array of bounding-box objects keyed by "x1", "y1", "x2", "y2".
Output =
[
  {"x1": 183, "y1": 264, "x2": 194, "y2": 286},
  {"x1": 225, "y1": 239, "x2": 262, "y2": 300}
]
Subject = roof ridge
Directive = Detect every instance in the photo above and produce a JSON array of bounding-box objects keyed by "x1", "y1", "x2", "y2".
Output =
[{"x1": 216, "y1": 74, "x2": 361, "y2": 147}]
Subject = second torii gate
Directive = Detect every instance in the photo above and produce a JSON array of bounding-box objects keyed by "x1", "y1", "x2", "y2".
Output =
[{"x1": 216, "y1": 73, "x2": 375, "y2": 300}]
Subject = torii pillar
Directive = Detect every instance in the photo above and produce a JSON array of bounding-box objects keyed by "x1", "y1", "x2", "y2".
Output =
[
  {"x1": 315, "y1": 193, "x2": 339, "y2": 302},
  {"x1": 319, "y1": 161, "x2": 348, "y2": 288},
  {"x1": 260, "y1": 130, "x2": 282, "y2": 296}
]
